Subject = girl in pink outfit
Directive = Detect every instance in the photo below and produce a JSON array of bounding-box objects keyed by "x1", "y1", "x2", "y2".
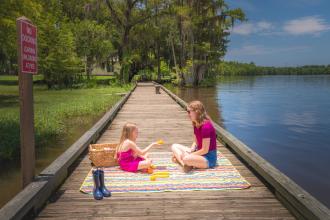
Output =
[{"x1": 115, "y1": 122, "x2": 159, "y2": 172}]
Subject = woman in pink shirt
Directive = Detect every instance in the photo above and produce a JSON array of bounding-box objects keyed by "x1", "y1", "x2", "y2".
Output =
[{"x1": 171, "y1": 100, "x2": 217, "y2": 172}]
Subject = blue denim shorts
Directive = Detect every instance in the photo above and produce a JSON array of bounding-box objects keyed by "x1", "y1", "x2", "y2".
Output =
[{"x1": 203, "y1": 150, "x2": 217, "y2": 168}]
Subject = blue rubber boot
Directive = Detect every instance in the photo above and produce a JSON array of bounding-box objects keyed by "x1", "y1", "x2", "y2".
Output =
[
  {"x1": 92, "y1": 169, "x2": 103, "y2": 200},
  {"x1": 99, "y1": 169, "x2": 111, "y2": 197}
]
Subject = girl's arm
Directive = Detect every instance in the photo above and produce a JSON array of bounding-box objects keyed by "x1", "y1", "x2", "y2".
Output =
[
  {"x1": 128, "y1": 140, "x2": 157, "y2": 156},
  {"x1": 140, "y1": 142, "x2": 158, "y2": 155}
]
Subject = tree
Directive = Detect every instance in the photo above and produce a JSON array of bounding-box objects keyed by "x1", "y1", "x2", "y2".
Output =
[
  {"x1": 74, "y1": 20, "x2": 114, "y2": 79},
  {"x1": 39, "y1": 21, "x2": 83, "y2": 88},
  {"x1": 38, "y1": 0, "x2": 83, "y2": 88},
  {"x1": 176, "y1": 0, "x2": 246, "y2": 86},
  {"x1": 0, "y1": 0, "x2": 248, "y2": 87},
  {"x1": 104, "y1": 0, "x2": 169, "y2": 83}
]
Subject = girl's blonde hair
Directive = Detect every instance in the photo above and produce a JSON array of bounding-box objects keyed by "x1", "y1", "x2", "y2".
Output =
[
  {"x1": 188, "y1": 100, "x2": 210, "y2": 127},
  {"x1": 115, "y1": 122, "x2": 137, "y2": 159}
]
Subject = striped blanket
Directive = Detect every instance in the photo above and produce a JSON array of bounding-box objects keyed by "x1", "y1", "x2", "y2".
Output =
[{"x1": 80, "y1": 152, "x2": 250, "y2": 194}]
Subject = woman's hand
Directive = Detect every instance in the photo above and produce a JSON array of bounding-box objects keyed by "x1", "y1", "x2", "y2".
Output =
[
  {"x1": 189, "y1": 145, "x2": 196, "y2": 153},
  {"x1": 181, "y1": 150, "x2": 189, "y2": 161}
]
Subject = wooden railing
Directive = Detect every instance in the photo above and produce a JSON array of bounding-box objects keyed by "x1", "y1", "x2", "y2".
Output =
[
  {"x1": 160, "y1": 84, "x2": 330, "y2": 220},
  {"x1": 0, "y1": 84, "x2": 137, "y2": 220}
]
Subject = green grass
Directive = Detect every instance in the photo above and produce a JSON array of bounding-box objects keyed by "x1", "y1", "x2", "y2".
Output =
[
  {"x1": 0, "y1": 82, "x2": 132, "y2": 161},
  {"x1": 0, "y1": 74, "x2": 44, "y2": 82},
  {"x1": 0, "y1": 75, "x2": 115, "y2": 81},
  {"x1": 0, "y1": 75, "x2": 116, "y2": 85},
  {"x1": 93, "y1": 75, "x2": 116, "y2": 80}
]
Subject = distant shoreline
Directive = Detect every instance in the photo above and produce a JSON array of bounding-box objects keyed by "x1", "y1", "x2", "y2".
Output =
[{"x1": 220, "y1": 61, "x2": 330, "y2": 75}]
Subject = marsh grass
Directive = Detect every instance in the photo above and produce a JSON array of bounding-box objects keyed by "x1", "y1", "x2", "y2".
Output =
[{"x1": 0, "y1": 76, "x2": 132, "y2": 161}]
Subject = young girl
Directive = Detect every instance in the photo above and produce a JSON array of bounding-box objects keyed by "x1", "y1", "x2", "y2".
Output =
[
  {"x1": 171, "y1": 100, "x2": 217, "y2": 172},
  {"x1": 115, "y1": 122, "x2": 159, "y2": 172}
]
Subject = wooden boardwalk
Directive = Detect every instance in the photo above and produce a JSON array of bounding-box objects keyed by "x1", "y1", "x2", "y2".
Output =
[{"x1": 36, "y1": 83, "x2": 295, "y2": 220}]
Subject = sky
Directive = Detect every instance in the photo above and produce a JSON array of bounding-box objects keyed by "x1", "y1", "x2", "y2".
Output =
[{"x1": 225, "y1": 0, "x2": 330, "y2": 67}]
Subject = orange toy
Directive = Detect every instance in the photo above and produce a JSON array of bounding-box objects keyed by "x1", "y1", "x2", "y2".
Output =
[{"x1": 147, "y1": 167, "x2": 154, "y2": 174}]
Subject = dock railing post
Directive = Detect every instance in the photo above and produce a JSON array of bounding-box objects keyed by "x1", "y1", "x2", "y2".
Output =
[
  {"x1": 155, "y1": 85, "x2": 161, "y2": 94},
  {"x1": 153, "y1": 81, "x2": 161, "y2": 94}
]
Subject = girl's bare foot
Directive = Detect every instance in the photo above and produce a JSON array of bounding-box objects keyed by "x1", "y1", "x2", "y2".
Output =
[{"x1": 171, "y1": 155, "x2": 178, "y2": 163}]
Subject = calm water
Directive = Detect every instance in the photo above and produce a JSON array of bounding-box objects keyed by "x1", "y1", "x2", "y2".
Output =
[
  {"x1": 168, "y1": 75, "x2": 330, "y2": 208},
  {"x1": 0, "y1": 115, "x2": 99, "y2": 208}
]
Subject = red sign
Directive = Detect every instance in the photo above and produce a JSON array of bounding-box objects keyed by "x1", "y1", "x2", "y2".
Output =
[{"x1": 19, "y1": 19, "x2": 37, "y2": 74}]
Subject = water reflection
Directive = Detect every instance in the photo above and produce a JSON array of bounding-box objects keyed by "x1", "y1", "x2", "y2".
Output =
[{"x1": 0, "y1": 115, "x2": 99, "y2": 208}]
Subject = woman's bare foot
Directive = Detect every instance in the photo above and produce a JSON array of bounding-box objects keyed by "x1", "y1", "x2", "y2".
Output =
[
  {"x1": 172, "y1": 154, "x2": 186, "y2": 167},
  {"x1": 183, "y1": 164, "x2": 193, "y2": 173}
]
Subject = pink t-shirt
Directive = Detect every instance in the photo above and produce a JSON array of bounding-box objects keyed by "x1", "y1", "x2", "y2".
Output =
[{"x1": 194, "y1": 120, "x2": 217, "y2": 152}]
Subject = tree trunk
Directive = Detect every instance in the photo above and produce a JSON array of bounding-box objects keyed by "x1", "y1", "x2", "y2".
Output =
[
  {"x1": 86, "y1": 56, "x2": 94, "y2": 80},
  {"x1": 190, "y1": 29, "x2": 198, "y2": 86},
  {"x1": 157, "y1": 42, "x2": 161, "y2": 82},
  {"x1": 119, "y1": 26, "x2": 131, "y2": 83},
  {"x1": 179, "y1": 0, "x2": 185, "y2": 69},
  {"x1": 195, "y1": 63, "x2": 206, "y2": 85},
  {"x1": 170, "y1": 34, "x2": 184, "y2": 86},
  {"x1": 155, "y1": 5, "x2": 161, "y2": 83}
]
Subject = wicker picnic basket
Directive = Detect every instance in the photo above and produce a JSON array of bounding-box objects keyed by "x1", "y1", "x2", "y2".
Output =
[{"x1": 89, "y1": 143, "x2": 119, "y2": 167}]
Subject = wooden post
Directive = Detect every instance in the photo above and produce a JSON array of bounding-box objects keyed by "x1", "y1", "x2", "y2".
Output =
[
  {"x1": 16, "y1": 17, "x2": 37, "y2": 188},
  {"x1": 155, "y1": 85, "x2": 161, "y2": 94}
]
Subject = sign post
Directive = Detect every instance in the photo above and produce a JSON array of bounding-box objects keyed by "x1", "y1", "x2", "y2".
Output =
[{"x1": 16, "y1": 17, "x2": 37, "y2": 188}]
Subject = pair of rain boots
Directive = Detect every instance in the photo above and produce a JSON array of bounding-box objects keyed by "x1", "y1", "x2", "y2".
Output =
[{"x1": 92, "y1": 169, "x2": 111, "y2": 200}]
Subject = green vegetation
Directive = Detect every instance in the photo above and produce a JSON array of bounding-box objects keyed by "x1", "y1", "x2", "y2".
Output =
[
  {"x1": 0, "y1": 74, "x2": 118, "y2": 87},
  {"x1": 2, "y1": 1, "x2": 328, "y2": 89},
  {"x1": 218, "y1": 61, "x2": 330, "y2": 76},
  {"x1": 1, "y1": 0, "x2": 246, "y2": 88},
  {"x1": 0, "y1": 77, "x2": 132, "y2": 162},
  {"x1": 0, "y1": 75, "x2": 44, "y2": 85}
]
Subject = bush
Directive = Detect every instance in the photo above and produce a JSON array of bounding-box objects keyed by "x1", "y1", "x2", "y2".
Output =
[
  {"x1": 132, "y1": 74, "x2": 142, "y2": 83},
  {"x1": 136, "y1": 69, "x2": 154, "y2": 81},
  {"x1": 0, "y1": 84, "x2": 133, "y2": 162},
  {"x1": 160, "y1": 60, "x2": 171, "y2": 77}
]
